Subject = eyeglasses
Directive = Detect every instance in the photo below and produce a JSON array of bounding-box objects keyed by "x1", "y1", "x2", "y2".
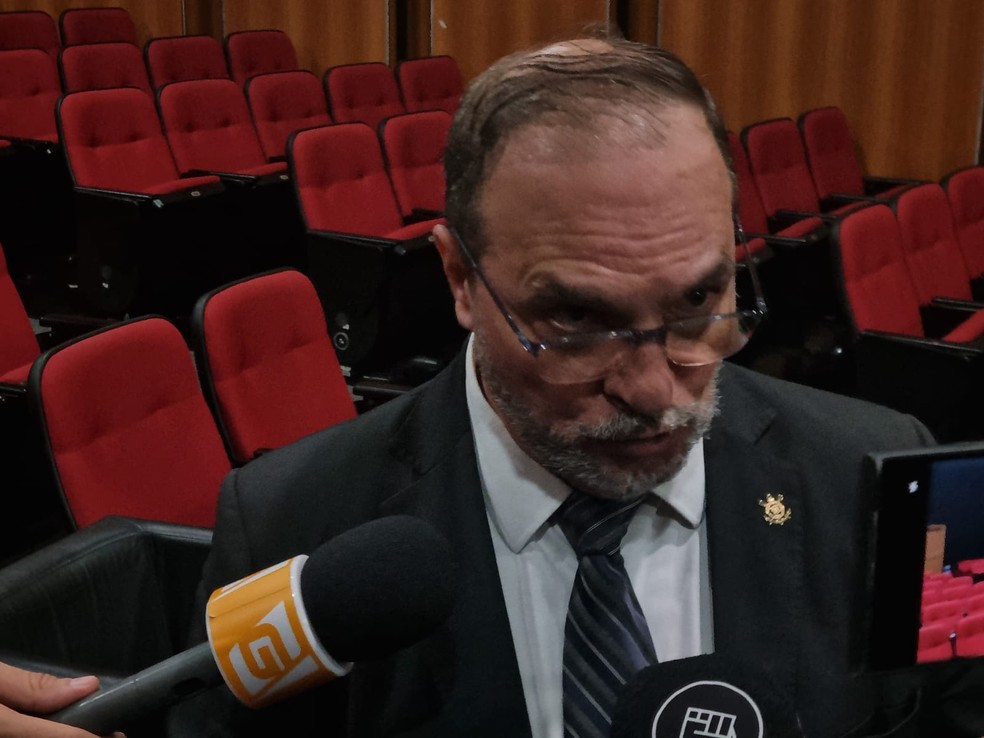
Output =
[{"x1": 451, "y1": 219, "x2": 768, "y2": 385}]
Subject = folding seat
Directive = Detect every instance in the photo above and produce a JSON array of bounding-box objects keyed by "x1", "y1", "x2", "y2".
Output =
[
  {"x1": 742, "y1": 118, "x2": 872, "y2": 226},
  {"x1": 190, "y1": 269, "x2": 358, "y2": 465},
  {"x1": 0, "y1": 243, "x2": 39, "y2": 387},
  {"x1": 892, "y1": 183, "x2": 980, "y2": 312},
  {"x1": 942, "y1": 165, "x2": 984, "y2": 298},
  {"x1": 0, "y1": 10, "x2": 60, "y2": 59},
  {"x1": 922, "y1": 599, "x2": 966, "y2": 625},
  {"x1": 955, "y1": 612, "x2": 984, "y2": 657},
  {"x1": 0, "y1": 49, "x2": 60, "y2": 145},
  {"x1": 288, "y1": 122, "x2": 463, "y2": 376},
  {"x1": 57, "y1": 87, "x2": 228, "y2": 316},
  {"x1": 59, "y1": 42, "x2": 152, "y2": 96},
  {"x1": 224, "y1": 29, "x2": 298, "y2": 87},
  {"x1": 144, "y1": 34, "x2": 229, "y2": 90},
  {"x1": 157, "y1": 78, "x2": 302, "y2": 275},
  {"x1": 956, "y1": 557, "x2": 984, "y2": 577},
  {"x1": 917, "y1": 622, "x2": 954, "y2": 663},
  {"x1": 59, "y1": 7, "x2": 136, "y2": 47},
  {"x1": 395, "y1": 55, "x2": 463, "y2": 115},
  {"x1": 798, "y1": 107, "x2": 920, "y2": 208},
  {"x1": 29, "y1": 316, "x2": 231, "y2": 529},
  {"x1": 324, "y1": 61, "x2": 405, "y2": 129},
  {"x1": 941, "y1": 578, "x2": 975, "y2": 602},
  {"x1": 966, "y1": 594, "x2": 984, "y2": 614},
  {"x1": 832, "y1": 203, "x2": 984, "y2": 441},
  {"x1": 245, "y1": 70, "x2": 331, "y2": 161},
  {"x1": 379, "y1": 110, "x2": 451, "y2": 219}
]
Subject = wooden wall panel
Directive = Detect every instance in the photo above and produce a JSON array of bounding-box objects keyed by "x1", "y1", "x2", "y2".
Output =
[
  {"x1": 0, "y1": 0, "x2": 183, "y2": 43},
  {"x1": 660, "y1": 0, "x2": 984, "y2": 181},
  {"x1": 222, "y1": 0, "x2": 389, "y2": 76},
  {"x1": 429, "y1": 0, "x2": 615, "y2": 82}
]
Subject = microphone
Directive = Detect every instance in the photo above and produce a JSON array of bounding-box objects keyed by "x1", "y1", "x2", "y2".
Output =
[
  {"x1": 610, "y1": 654, "x2": 803, "y2": 738},
  {"x1": 51, "y1": 515, "x2": 456, "y2": 734}
]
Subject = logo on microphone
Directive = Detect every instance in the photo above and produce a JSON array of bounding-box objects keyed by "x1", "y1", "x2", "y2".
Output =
[
  {"x1": 207, "y1": 556, "x2": 347, "y2": 708},
  {"x1": 650, "y1": 681, "x2": 763, "y2": 738}
]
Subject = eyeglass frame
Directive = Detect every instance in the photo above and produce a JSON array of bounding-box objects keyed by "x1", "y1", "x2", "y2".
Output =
[{"x1": 447, "y1": 216, "x2": 768, "y2": 368}]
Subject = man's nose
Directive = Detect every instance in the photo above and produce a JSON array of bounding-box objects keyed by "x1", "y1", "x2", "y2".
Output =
[{"x1": 600, "y1": 341, "x2": 682, "y2": 416}]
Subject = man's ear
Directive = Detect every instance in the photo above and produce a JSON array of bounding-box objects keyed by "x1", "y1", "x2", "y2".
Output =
[{"x1": 433, "y1": 223, "x2": 476, "y2": 331}]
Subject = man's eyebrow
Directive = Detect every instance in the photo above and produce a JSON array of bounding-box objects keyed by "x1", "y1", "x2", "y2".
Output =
[
  {"x1": 687, "y1": 259, "x2": 735, "y2": 291},
  {"x1": 520, "y1": 280, "x2": 624, "y2": 316}
]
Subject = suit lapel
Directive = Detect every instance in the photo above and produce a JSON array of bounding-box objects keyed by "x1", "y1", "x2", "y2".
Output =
[
  {"x1": 373, "y1": 352, "x2": 533, "y2": 738},
  {"x1": 704, "y1": 365, "x2": 807, "y2": 690}
]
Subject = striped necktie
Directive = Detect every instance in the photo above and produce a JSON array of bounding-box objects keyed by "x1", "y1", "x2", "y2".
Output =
[{"x1": 557, "y1": 492, "x2": 658, "y2": 738}]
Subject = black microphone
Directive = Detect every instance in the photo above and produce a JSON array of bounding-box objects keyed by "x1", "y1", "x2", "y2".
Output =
[
  {"x1": 610, "y1": 654, "x2": 802, "y2": 738},
  {"x1": 51, "y1": 515, "x2": 456, "y2": 734}
]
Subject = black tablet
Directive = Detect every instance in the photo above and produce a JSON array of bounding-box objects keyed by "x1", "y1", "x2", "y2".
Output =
[{"x1": 863, "y1": 441, "x2": 984, "y2": 671}]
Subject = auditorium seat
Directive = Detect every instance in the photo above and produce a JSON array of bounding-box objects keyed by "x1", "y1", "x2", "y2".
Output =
[
  {"x1": 942, "y1": 165, "x2": 984, "y2": 298},
  {"x1": 191, "y1": 268, "x2": 358, "y2": 466},
  {"x1": 797, "y1": 106, "x2": 919, "y2": 208},
  {"x1": 0, "y1": 243, "x2": 39, "y2": 387},
  {"x1": 0, "y1": 49, "x2": 61, "y2": 144},
  {"x1": 28, "y1": 317, "x2": 232, "y2": 529},
  {"x1": 245, "y1": 69, "x2": 331, "y2": 161},
  {"x1": 832, "y1": 203, "x2": 984, "y2": 440},
  {"x1": 923, "y1": 599, "x2": 966, "y2": 625},
  {"x1": 324, "y1": 61, "x2": 405, "y2": 128},
  {"x1": 57, "y1": 87, "x2": 228, "y2": 316},
  {"x1": 396, "y1": 55, "x2": 463, "y2": 115},
  {"x1": 955, "y1": 612, "x2": 984, "y2": 657},
  {"x1": 224, "y1": 29, "x2": 298, "y2": 87},
  {"x1": 59, "y1": 7, "x2": 137, "y2": 46},
  {"x1": 288, "y1": 122, "x2": 462, "y2": 376},
  {"x1": 966, "y1": 593, "x2": 984, "y2": 615},
  {"x1": 59, "y1": 41, "x2": 152, "y2": 95},
  {"x1": 379, "y1": 110, "x2": 451, "y2": 219},
  {"x1": 917, "y1": 622, "x2": 955, "y2": 663},
  {"x1": 742, "y1": 118, "x2": 872, "y2": 225},
  {"x1": 144, "y1": 34, "x2": 230, "y2": 89},
  {"x1": 0, "y1": 10, "x2": 60, "y2": 59}
]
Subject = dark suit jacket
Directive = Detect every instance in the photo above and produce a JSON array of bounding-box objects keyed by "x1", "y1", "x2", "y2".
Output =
[{"x1": 172, "y1": 354, "x2": 984, "y2": 737}]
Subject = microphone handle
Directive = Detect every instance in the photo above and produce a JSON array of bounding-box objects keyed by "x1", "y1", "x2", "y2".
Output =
[{"x1": 50, "y1": 642, "x2": 222, "y2": 734}]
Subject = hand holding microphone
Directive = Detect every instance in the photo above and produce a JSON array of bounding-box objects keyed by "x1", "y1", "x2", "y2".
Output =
[{"x1": 52, "y1": 515, "x2": 457, "y2": 734}]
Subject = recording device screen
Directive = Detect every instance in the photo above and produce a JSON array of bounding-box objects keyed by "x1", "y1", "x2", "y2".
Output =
[{"x1": 864, "y1": 441, "x2": 984, "y2": 671}]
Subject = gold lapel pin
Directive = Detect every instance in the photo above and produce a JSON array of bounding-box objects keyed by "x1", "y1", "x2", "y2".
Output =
[{"x1": 759, "y1": 494, "x2": 791, "y2": 526}]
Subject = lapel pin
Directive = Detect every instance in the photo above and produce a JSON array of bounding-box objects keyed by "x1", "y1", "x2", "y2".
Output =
[{"x1": 759, "y1": 493, "x2": 791, "y2": 526}]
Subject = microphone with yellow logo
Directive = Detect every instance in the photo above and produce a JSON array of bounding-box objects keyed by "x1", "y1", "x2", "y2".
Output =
[{"x1": 52, "y1": 515, "x2": 456, "y2": 733}]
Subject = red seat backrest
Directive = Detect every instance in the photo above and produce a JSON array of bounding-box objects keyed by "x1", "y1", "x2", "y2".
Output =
[
  {"x1": 396, "y1": 55, "x2": 463, "y2": 115},
  {"x1": 288, "y1": 123, "x2": 405, "y2": 236},
  {"x1": 145, "y1": 35, "x2": 230, "y2": 89},
  {"x1": 0, "y1": 10, "x2": 59, "y2": 59},
  {"x1": 798, "y1": 106, "x2": 865, "y2": 200},
  {"x1": 30, "y1": 317, "x2": 231, "y2": 529},
  {"x1": 956, "y1": 612, "x2": 984, "y2": 657},
  {"x1": 245, "y1": 70, "x2": 331, "y2": 161},
  {"x1": 0, "y1": 49, "x2": 61, "y2": 142},
  {"x1": 917, "y1": 622, "x2": 954, "y2": 663},
  {"x1": 0, "y1": 243, "x2": 40, "y2": 384},
  {"x1": 324, "y1": 62, "x2": 405, "y2": 129},
  {"x1": 225, "y1": 29, "x2": 298, "y2": 87},
  {"x1": 943, "y1": 166, "x2": 984, "y2": 281},
  {"x1": 835, "y1": 204, "x2": 925, "y2": 336},
  {"x1": 893, "y1": 183, "x2": 972, "y2": 304},
  {"x1": 158, "y1": 78, "x2": 268, "y2": 174},
  {"x1": 727, "y1": 130, "x2": 770, "y2": 234},
  {"x1": 60, "y1": 42, "x2": 151, "y2": 95},
  {"x1": 193, "y1": 269, "x2": 357, "y2": 465},
  {"x1": 57, "y1": 87, "x2": 182, "y2": 192},
  {"x1": 742, "y1": 118, "x2": 821, "y2": 217},
  {"x1": 60, "y1": 7, "x2": 137, "y2": 46},
  {"x1": 380, "y1": 110, "x2": 450, "y2": 218}
]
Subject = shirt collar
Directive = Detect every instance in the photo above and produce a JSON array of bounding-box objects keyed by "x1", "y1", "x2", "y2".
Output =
[{"x1": 464, "y1": 336, "x2": 706, "y2": 555}]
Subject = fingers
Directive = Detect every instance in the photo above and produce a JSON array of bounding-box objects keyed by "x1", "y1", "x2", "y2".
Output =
[
  {"x1": 0, "y1": 662, "x2": 99, "y2": 714},
  {"x1": 0, "y1": 701, "x2": 114, "y2": 738}
]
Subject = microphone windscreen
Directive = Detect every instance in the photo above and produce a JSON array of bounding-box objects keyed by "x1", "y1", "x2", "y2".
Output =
[
  {"x1": 299, "y1": 515, "x2": 457, "y2": 662},
  {"x1": 611, "y1": 654, "x2": 802, "y2": 738}
]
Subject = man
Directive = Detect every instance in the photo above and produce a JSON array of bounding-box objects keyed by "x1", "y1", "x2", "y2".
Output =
[{"x1": 176, "y1": 37, "x2": 981, "y2": 737}]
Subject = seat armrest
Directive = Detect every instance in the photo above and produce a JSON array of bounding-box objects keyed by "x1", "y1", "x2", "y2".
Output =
[
  {"x1": 74, "y1": 185, "x2": 152, "y2": 204},
  {"x1": 3, "y1": 136, "x2": 58, "y2": 155},
  {"x1": 0, "y1": 382, "x2": 27, "y2": 400},
  {"x1": 308, "y1": 229, "x2": 401, "y2": 251},
  {"x1": 921, "y1": 300, "x2": 984, "y2": 338},
  {"x1": 745, "y1": 229, "x2": 827, "y2": 250},
  {"x1": 36, "y1": 314, "x2": 117, "y2": 348},
  {"x1": 821, "y1": 192, "x2": 885, "y2": 209},
  {"x1": 182, "y1": 170, "x2": 289, "y2": 188},
  {"x1": 769, "y1": 208, "x2": 841, "y2": 230},
  {"x1": 863, "y1": 175, "x2": 925, "y2": 195}
]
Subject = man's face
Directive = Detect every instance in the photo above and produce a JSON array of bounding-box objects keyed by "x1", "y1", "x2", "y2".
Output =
[{"x1": 436, "y1": 104, "x2": 735, "y2": 500}]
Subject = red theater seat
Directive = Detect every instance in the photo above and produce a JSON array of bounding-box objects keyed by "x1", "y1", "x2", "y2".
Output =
[
  {"x1": 224, "y1": 29, "x2": 298, "y2": 87},
  {"x1": 956, "y1": 612, "x2": 984, "y2": 657},
  {"x1": 59, "y1": 7, "x2": 137, "y2": 47},
  {"x1": 145, "y1": 34, "x2": 229, "y2": 89},
  {"x1": 0, "y1": 11, "x2": 59, "y2": 59},
  {"x1": 59, "y1": 42, "x2": 152, "y2": 96},
  {"x1": 379, "y1": 110, "x2": 450, "y2": 219},
  {"x1": 942, "y1": 165, "x2": 984, "y2": 297},
  {"x1": 396, "y1": 55, "x2": 463, "y2": 115},
  {"x1": 324, "y1": 62, "x2": 405, "y2": 129},
  {"x1": 191, "y1": 269, "x2": 357, "y2": 465},
  {"x1": 0, "y1": 49, "x2": 61, "y2": 144},
  {"x1": 917, "y1": 622, "x2": 955, "y2": 663},
  {"x1": 28, "y1": 317, "x2": 231, "y2": 529},
  {"x1": 245, "y1": 70, "x2": 331, "y2": 161},
  {"x1": 0, "y1": 243, "x2": 39, "y2": 386}
]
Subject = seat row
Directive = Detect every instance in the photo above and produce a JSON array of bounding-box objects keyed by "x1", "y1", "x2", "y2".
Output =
[{"x1": 918, "y1": 611, "x2": 984, "y2": 662}]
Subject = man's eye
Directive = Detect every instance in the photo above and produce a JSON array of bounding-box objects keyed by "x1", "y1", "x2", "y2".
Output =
[{"x1": 685, "y1": 287, "x2": 709, "y2": 307}]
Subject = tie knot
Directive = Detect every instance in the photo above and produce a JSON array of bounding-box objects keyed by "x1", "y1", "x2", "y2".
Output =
[{"x1": 556, "y1": 492, "x2": 644, "y2": 556}]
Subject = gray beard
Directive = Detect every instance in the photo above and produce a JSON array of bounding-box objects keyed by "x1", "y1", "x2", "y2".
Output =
[{"x1": 475, "y1": 336, "x2": 720, "y2": 501}]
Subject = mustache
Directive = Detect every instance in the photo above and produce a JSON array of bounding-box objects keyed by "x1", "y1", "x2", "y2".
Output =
[{"x1": 556, "y1": 403, "x2": 709, "y2": 442}]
